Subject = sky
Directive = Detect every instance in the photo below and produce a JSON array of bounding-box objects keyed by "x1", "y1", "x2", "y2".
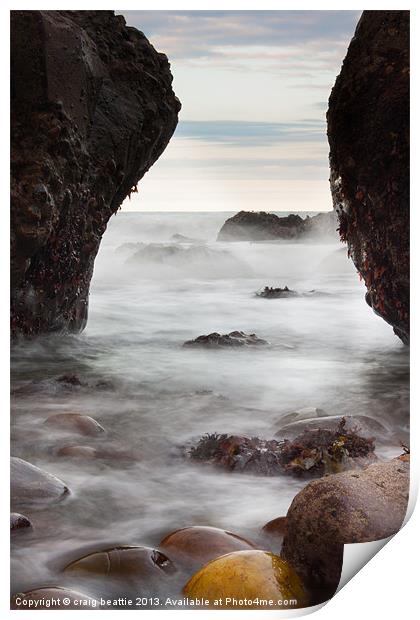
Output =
[{"x1": 119, "y1": 10, "x2": 361, "y2": 212}]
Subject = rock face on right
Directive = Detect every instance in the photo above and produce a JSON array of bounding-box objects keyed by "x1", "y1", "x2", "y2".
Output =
[
  {"x1": 281, "y1": 458, "x2": 409, "y2": 604},
  {"x1": 327, "y1": 11, "x2": 409, "y2": 343}
]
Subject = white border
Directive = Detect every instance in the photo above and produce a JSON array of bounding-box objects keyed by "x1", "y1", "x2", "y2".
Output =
[{"x1": 2, "y1": 2, "x2": 418, "y2": 618}]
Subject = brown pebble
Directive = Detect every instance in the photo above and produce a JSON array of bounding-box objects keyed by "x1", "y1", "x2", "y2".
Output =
[
  {"x1": 44, "y1": 413, "x2": 105, "y2": 436},
  {"x1": 159, "y1": 526, "x2": 257, "y2": 569}
]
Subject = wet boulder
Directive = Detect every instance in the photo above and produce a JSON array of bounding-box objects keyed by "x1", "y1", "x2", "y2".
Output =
[
  {"x1": 10, "y1": 512, "x2": 33, "y2": 532},
  {"x1": 44, "y1": 413, "x2": 105, "y2": 436},
  {"x1": 11, "y1": 587, "x2": 100, "y2": 609},
  {"x1": 64, "y1": 545, "x2": 174, "y2": 584},
  {"x1": 183, "y1": 550, "x2": 308, "y2": 609},
  {"x1": 183, "y1": 331, "x2": 268, "y2": 349},
  {"x1": 159, "y1": 526, "x2": 256, "y2": 569},
  {"x1": 11, "y1": 457, "x2": 70, "y2": 506},
  {"x1": 281, "y1": 457, "x2": 410, "y2": 603}
]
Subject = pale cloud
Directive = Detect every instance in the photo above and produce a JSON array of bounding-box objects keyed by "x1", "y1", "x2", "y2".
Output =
[{"x1": 116, "y1": 11, "x2": 360, "y2": 212}]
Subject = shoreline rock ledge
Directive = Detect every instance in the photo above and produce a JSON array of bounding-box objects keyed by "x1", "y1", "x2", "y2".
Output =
[
  {"x1": 327, "y1": 10, "x2": 409, "y2": 344},
  {"x1": 11, "y1": 11, "x2": 180, "y2": 336}
]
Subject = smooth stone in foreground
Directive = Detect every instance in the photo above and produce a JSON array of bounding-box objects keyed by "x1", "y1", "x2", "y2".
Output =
[
  {"x1": 159, "y1": 526, "x2": 256, "y2": 568},
  {"x1": 183, "y1": 550, "x2": 308, "y2": 609},
  {"x1": 11, "y1": 587, "x2": 100, "y2": 609},
  {"x1": 10, "y1": 512, "x2": 32, "y2": 532},
  {"x1": 44, "y1": 413, "x2": 105, "y2": 436},
  {"x1": 11, "y1": 457, "x2": 70, "y2": 506},
  {"x1": 281, "y1": 458, "x2": 410, "y2": 603},
  {"x1": 64, "y1": 546, "x2": 174, "y2": 583}
]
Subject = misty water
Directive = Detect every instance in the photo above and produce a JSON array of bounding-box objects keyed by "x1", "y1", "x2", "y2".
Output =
[{"x1": 11, "y1": 211, "x2": 409, "y2": 602}]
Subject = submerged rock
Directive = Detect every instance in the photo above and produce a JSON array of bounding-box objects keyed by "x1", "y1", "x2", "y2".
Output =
[
  {"x1": 276, "y1": 414, "x2": 389, "y2": 440},
  {"x1": 187, "y1": 419, "x2": 376, "y2": 477},
  {"x1": 11, "y1": 587, "x2": 100, "y2": 609},
  {"x1": 183, "y1": 331, "x2": 268, "y2": 349},
  {"x1": 123, "y1": 242, "x2": 249, "y2": 278},
  {"x1": 327, "y1": 11, "x2": 409, "y2": 343},
  {"x1": 64, "y1": 545, "x2": 174, "y2": 582},
  {"x1": 11, "y1": 10, "x2": 180, "y2": 336},
  {"x1": 13, "y1": 374, "x2": 114, "y2": 396},
  {"x1": 170, "y1": 233, "x2": 202, "y2": 244},
  {"x1": 217, "y1": 210, "x2": 338, "y2": 242},
  {"x1": 256, "y1": 286, "x2": 298, "y2": 299},
  {"x1": 10, "y1": 512, "x2": 33, "y2": 532},
  {"x1": 183, "y1": 550, "x2": 308, "y2": 609},
  {"x1": 11, "y1": 457, "x2": 70, "y2": 506},
  {"x1": 44, "y1": 413, "x2": 105, "y2": 436},
  {"x1": 56, "y1": 444, "x2": 135, "y2": 461},
  {"x1": 278, "y1": 406, "x2": 327, "y2": 426},
  {"x1": 159, "y1": 526, "x2": 256, "y2": 569},
  {"x1": 281, "y1": 457, "x2": 410, "y2": 603}
]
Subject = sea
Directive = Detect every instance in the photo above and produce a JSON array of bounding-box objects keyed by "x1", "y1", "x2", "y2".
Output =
[{"x1": 10, "y1": 211, "x2": 409, "y2": 601}]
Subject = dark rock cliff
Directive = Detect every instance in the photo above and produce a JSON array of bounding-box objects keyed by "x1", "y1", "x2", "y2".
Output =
[
  {"x1": 327, "y1": 11, "x2": 409, "y2": 343},
  {"x1": 11, "y1": 10, "x2": 180, "y2": 336}
]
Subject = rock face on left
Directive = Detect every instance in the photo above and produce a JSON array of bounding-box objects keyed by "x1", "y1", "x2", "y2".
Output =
[{"x1": 11, "y1": 11, "x2": 180, "y2": 336}]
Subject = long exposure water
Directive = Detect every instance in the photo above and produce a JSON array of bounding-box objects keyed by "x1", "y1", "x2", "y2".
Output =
[{"x1": 11, "y1": 211, "x2": 409, "y2": 602}]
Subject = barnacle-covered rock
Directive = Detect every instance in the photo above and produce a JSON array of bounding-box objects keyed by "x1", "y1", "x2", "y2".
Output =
[
  {"x1": 327, "y1": 11, "x2": 409, "y2": 343},
  {"x1": 11, "y1": 10, "x2": 180, "y2": 336}
]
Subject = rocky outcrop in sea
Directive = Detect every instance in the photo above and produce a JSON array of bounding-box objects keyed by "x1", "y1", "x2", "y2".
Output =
[
  {"x1": 11, "y1": 11, "x2": 180, "y2": 336},
  {"x1": 217, "y1": 210, "x2": 338, "y2": 242},
  {"x1": 327, "y1": 11, "x2": 409, "y2": 344}
]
